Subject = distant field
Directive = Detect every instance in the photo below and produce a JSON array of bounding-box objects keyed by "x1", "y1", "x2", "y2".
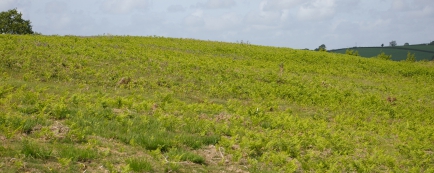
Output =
[
  {"x1": 1, "y1": 35, "x2": 434, "y2": 172},
  {"x1": 330, "y1": 44, "x2": 434, "y2": 61}
]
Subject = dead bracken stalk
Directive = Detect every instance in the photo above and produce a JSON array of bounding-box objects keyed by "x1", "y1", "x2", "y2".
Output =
[
  {"x1": 116, "y1": 77, "x2": 131, "y2": 86},
  {"x1": 218, "y1": 147, "x2": 225, "y2": 161},
  {"x1": 163, "y1": 155, "x2": 191, "y2": 164},
  {"x1": 279, "y1": 63, "x2": 284, "y2": 77}
]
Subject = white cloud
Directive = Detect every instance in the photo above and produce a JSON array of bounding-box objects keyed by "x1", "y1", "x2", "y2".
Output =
[
  {"x1": 37, "y1": 0, "x2": 104, "y2": 35},
  {"x1": 244, "y1": 10, "x2": 282, "y2": 26},
  {"x1": 101, "y1": 0, "x2": 151, "y2": 14},
  {"x1": 132, "y1": 12, "x2": 165, "y2": 25},
  {"x1": 408, "y1": 5, "x2": 434, "y2": 18},
  {"x1": 0, "y1": 0, "x2": 33, "y2": 18},
  {"x1": 333, "y1": 0, "x2": 361, "y2": 13},
  {"x1": 206, "y1": 0, "x2": 236, "y2": 9},
  {"x1": 391, "y1": 0, "x2": 408, "y2": 11},
  {"x1": 123, "y1": 12, "x2": 168, "y2": 35},
  {"x1": 262, "y1": 0, "x2": 304, "y2": 11},
  {"x1": 40, "y1": 10, "x2": 97, "y2": 35},
  {"x1": 242, "y1": 1, "x2": 286, "y2": 26},
  {"x1": 389, "y1": 0, "x2": 434, "y2": 18},
  {"x1": 43, "y1": 1, "x2": 71, "y2": 31},
  {"x1": 412, "y1": 0, "x2": 433, "y2": 9},
  {"x1": 0, "y1": 0, "x2": 15, "y2": 11},
  {"x1": 184, "y1": 15, "x2": 205, "y2": 27},
  {"x1": 205, "y1": 12, "x2": 242, "y2": 31},
  {"x1": 184, "y1": 10, "x2": 205, "y2": 27},
  {"x1": 167, "y1": 5, "x2": 185, "y2": 13},
  {"x1": 296, "y1": 0, "x2": 336, "y2": 21},
  {"x1": 359, "y1": 18, "x2": 391, "y2": 31},
  {"x1": 45, "y1": 1, "x2": 68, "y2": 14},
  {"x1": 193, "y1": 0, "x2": 236, "y2": 9}
]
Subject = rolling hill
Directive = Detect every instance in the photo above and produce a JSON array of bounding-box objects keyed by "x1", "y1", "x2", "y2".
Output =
[
  {"x1": 1, "y1": 35, "x2": 434, "y2": 172},
  {"x1": 329, "y1": 44, "x2": 434, "y2": 61}
]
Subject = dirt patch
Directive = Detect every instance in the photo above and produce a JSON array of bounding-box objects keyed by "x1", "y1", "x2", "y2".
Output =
[
  {"x1": 214, "y1": 113, "x2": 232, "y2": 123},
  {"x1": 198, "y1": 145, "x2": 225, "y2": 165},
  {"x1": 197, "y1": 145, "x2": 249, "y2": 173},
  {"x1": 0, "y1": 135, "x2": 6, "y2": 142},
  {"x1": 50, "y1": 121, "x2": 69, "y2": 139}
]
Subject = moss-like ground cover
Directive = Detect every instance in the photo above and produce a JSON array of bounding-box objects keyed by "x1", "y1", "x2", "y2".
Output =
[{"x1": 1, "y1": 35, "x2": 433, "y2": 172}]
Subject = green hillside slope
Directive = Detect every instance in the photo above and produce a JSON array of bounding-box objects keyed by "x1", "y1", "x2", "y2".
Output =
[
  {"x1": 330, "y1": 45, "x2": 434, "y2": 61},
  {"x1": 1, "y1": 35, "x2": 434, "y2": 172}
]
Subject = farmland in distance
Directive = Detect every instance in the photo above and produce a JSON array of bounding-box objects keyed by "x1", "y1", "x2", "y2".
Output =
[{"x1": 329, "y1": 44, "x2": 434, "y2": 61}]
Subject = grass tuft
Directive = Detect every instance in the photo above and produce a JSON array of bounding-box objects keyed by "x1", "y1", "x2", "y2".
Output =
[
  {"x1": 58, "y1": 145, "x2": 98, "y2": 162},
  {"x1": 167, "y1": 148, "x2": 206, "y2": 164},
  {"x1": 126, "y1": 158, "x2": 153, "y2": 172},
  {"x1": 21, "y1": 140, "x2": 53, "y2": 159}
]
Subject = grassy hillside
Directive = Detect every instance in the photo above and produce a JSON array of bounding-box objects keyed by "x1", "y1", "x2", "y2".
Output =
[
  {"x1": 1, "y1": 35, "x2": 434, "y2": 172},
  {"x1": 330, "y1": 45, "x2": 434, "y2": 61}
]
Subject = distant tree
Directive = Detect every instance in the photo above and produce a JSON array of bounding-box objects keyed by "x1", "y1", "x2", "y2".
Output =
[
  {"x1": 376, "y1": 51, "x2": 392, "y2": 60},
  {"x1": 0, "y1": 8, "x2": 34, "y2": 34},
  {"x1": 381, "y1": 44, "x2": 384, "y2": 47},
  {"x1": 429, "y1": 41, "x2": 434, "y2": 45},
  {"x1": 389, "y1": 41, "x2": 397, "y2": 47},
  {"x1": 316, "y1": 44, "x2": 326, "y2": 52},
  {"x1": 404, "y1": 43, "x2": 409, "y2": 46},
  {"x1": 405, "y1": 52, "x2": 416, "y2": 62}
]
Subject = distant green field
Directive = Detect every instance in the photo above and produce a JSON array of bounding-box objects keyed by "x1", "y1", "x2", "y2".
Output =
[{"x1": 330, "y1": 45, "x2": 434, "y2": 61}]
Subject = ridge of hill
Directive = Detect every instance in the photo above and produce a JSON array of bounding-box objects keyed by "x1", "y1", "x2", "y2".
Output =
[
  {"x1": 329, "y1": 44, "x2": 434, "y2": 61},
  {"x1": 1, "y1": 35, "x2": 434, "y2": 172}
]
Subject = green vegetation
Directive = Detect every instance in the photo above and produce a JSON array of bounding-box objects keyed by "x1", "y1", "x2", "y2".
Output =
[
  {"x1": 1, "y1": 35, "x2": 434, "y2": 172},
  {"x1": 406, "y1": 51, "x2": 416, "y2": 62},
  {"x1": 126, "y1": 158, "x2": 153, "y2": 172},
  {"x1": 315, "y1": 44, "x2": 327, "y2": 52},
  {"x1": 0, "y1": 9, "x2": 35, "y2": 35},
  {"x1": 345, "y1": 49, "x2": 359, "y2": 56},
  {"x1": 330, "y1": 44, "x2": 434, "y2": 61},
  {"x1": 376, "y1": 51, "x2": 392, "y2": 60}
]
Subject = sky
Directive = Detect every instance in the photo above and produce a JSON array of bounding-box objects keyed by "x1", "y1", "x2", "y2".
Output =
[{"x1": 1, "y1": 0, "x2": 433, "y2": 50}]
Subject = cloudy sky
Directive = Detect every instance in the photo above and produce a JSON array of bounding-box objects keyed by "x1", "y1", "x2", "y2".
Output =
[{"x1": 1, "y1": 0, "x2": 433, "y2": 49}]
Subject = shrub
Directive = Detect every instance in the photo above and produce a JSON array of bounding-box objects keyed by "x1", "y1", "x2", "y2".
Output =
[
  {"x1": 345, "y1": 49, "x2": 360, "y2": 56},
  {"x1": 376, "y1": 51, "x2": 392, "y2": 60},
  {"x1": 405, "y1": 52, "x2": 416, "y2": 62}
]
